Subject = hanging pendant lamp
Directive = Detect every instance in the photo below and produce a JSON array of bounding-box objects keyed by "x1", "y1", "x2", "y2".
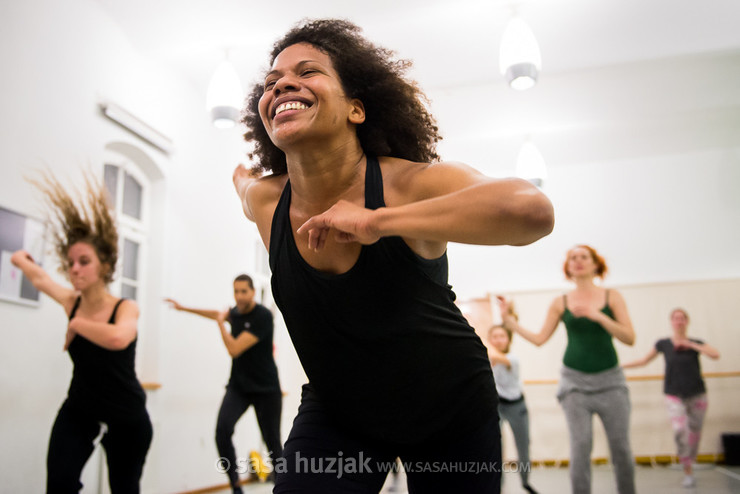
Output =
[
  {"x1": 516, "y1": 140, "x2": 547, "y2": 187},
  {"x1": 499, "y1": 16, "x2": 542, "y2": 91},
  {"x1": 206, "y1": 58, "x2": 244, "y2": 129}
]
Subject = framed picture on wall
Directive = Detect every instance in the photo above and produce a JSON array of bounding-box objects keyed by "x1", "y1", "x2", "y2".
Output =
[{"x1": 0, "y1": 206, "x2": 46, "y2": 306}]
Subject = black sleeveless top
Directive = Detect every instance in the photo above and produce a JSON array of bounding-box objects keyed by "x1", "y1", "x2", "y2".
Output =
[
  {"x1": 269, "y1": 156, "x2": 498, "y2": 444},
  {"x1": 67, "y1": 298, "x2": 147, "y2": 422}
]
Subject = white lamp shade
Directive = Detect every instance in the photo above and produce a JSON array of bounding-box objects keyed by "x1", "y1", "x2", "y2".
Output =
[
  {"x1": 516, "y1": 141, "x2": 547, "y2": 187},
  {"x1": 499, "y1": 17, "x2": 542, "y2": 90},
  {"x1": 206, "y1": 60, "x2": 244, "y2": 128}
]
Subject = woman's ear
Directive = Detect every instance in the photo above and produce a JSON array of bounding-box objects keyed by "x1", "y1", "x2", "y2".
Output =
[
  {"x1": 348, "y1": 98, "x2": 366, "y2": 125},
  {"x1": 99, "y1": 262, "x2": 112, "y2": 282}
]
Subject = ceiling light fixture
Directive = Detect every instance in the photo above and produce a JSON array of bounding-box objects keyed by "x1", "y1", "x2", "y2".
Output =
[
  {"x1": 499, "y1": 15, "x2": 542, "y2": 90},
  {"x1": 206, "y1": 55, "x2": 244, "y2": 129},
  {"x1": 516, "y1": 140, "x2": 547, "y2": 187}
]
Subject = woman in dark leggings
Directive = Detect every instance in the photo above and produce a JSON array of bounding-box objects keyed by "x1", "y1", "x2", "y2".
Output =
[
  {"x1": 11, "y1": 171, "x2": 151, "y2": 493},
  {"x1": 232, "y1": 18, "x2": 554, "y2": 493}
]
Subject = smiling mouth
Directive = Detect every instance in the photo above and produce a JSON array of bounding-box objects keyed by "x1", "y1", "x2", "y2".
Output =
[{"x1": 274, "y1": 101, "x2": 309, "y2": 117}]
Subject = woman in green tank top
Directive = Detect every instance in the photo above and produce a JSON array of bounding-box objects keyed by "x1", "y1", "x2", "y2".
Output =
[{"x1": 498, "y1": 245, "x2": 637, "y2": 494}]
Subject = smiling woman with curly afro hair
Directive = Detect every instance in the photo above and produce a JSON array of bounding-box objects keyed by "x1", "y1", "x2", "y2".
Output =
[
  {"x1": 242, "y1": 18, "x2": 441, "y2": 176},
  {"x1": 232, "y1": 18, "x2": 554, "y2": 494}
]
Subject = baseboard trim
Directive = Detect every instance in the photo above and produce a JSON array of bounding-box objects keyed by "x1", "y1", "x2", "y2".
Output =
[
  {"x1": 175, "y1": 477, "x2": 260, "y2": 494},
  {"x1": 525, "y1": 453, "x2": 725, "y2": 468}
]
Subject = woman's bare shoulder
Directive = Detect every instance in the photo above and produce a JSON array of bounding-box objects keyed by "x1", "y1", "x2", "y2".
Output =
[
  {"x1": 379, "y1": 156, "x2": 477, "y2": 204},
  {"x1": 248, "y1": 174, "x2": 288, "y2": 207}
]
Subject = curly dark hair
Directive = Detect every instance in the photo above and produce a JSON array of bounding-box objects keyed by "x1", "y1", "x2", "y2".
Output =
[
  {"x1": 241, "y1": 18, "x2": 442, "y2": 175},
  {"x1": 31, "y1": 170, "x2": 119, "y2": 284}
]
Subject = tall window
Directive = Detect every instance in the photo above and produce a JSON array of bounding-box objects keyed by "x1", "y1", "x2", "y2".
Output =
[{"x1": 103, "y1": 163, "x2": 149, "y2": 300}]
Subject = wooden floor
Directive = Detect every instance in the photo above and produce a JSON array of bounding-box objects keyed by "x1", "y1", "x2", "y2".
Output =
[{"x1": 206, "y1": 463, "x2": 740, "y2": 494}]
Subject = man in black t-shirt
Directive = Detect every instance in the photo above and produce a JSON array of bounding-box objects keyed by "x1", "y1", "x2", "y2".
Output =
[{"x1": 166, "y1": 274, "x2": 282, "y2": 493}]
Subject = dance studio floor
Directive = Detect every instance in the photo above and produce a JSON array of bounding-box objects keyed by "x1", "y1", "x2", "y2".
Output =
[{"x1": 220, "y1": 463, "x2": 740, "y2": 493}]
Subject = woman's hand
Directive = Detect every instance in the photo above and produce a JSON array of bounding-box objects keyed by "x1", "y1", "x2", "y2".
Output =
[
  {"x1": 568, "y1": 301, "x2": 601, "y2": 321},
  {"x1": 496, "y1": 296, "x2": 517, "y2": 327},
  {"x1": 10, "y1": 249, "x2": 35, "y2": 267},
  {"x1": 297, "y1": 200, "x2": 381, "y2": 250},
  {"x1": 64, "y1": 322, "x2": 77, "y2": 351},
  {"x1": 163, "y1": 298, "x2": 182, "y2": 311},
  {"x1": 673, "y1": 338, "x2": 693, "y2": 351}
]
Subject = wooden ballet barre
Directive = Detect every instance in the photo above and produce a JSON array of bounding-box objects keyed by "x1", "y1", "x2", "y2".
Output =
[
  {"x1": 523, "y1": 371, "x2": 740, "y2": 386},
  {"x1": 140, "y1": 382, "x2": 162, "y2": 391}
]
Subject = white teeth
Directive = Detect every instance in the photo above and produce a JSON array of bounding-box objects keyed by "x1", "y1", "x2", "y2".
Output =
[{"x1": 275, "y1": 101, "x2": 308, "y2": 115}]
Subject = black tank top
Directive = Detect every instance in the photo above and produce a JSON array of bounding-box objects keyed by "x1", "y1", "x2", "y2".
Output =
[
  {"x1": 67, "y1": 298, "x2": 147, "y2": 422},
  {"x1": 269, "y1": 156, "x2": 498, "y2": 444}
]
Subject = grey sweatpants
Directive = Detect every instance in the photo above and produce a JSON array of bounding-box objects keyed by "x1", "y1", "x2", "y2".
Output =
[
  {"x1": 498, "y1": 398, "x2": 532, "y2": 486},
  {"x1": 558, "y1": 367, "x2": 635, "y2": 494}
]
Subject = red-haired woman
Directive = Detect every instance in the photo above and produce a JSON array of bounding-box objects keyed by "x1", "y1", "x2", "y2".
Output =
[
  {"x1": 499, "y1": 245, "x2": 636, "y2": 494},
  {"x1": 11, "y1": 172, "x2": 152, "y2": 493}
]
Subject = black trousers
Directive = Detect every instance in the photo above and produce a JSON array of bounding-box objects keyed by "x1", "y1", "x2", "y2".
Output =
[
  {"x1": 47, "y1": 400, "x2": 152, "y2": 494},
  {"x1": 274, "y1": 386, "x2": 502, "y2": 494},
  {"x1": 215, "y1": 387, "x2": 283, "y2": 487}
]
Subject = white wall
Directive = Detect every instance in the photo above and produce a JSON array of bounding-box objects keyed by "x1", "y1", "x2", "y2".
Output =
[{"x1": 0, "y1": 0, "x2": 738, "y2": 492}]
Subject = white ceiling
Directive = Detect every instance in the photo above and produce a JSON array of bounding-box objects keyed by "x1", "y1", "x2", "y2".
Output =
[
  {"x1": 94, "y1": 0, "x2": 740, "y2": 89},
  {"x1": 93, "y1": 0, "x2": 740, "y2": 172}
]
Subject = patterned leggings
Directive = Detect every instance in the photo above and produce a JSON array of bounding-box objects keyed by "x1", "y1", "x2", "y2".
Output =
[{"x1": 664, "y1": 393, "x2": 708, "y2": 467}]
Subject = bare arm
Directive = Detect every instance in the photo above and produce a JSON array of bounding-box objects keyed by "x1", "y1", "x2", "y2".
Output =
[
  {"x1": 499, "y1": 295, "x2": 562, "y2": 347},
  {"x1": 232, "y1": 164, "x2": 268, "y2": 222},
  {"x1": 621, "y1": 346, "x2": 659, "y2": 369},
  {"x1": 164, "y1": 298, "x2": 221, "y2": 321},
  {"x1": 478, "y1": 331, "x2": 511, "y2": 367},
  {"x1": 216, "y1": 311, "x2": 259, "y2": 358},
  {"x1": 487, "y1": 345, "x2": 511, "y2": 368},
  {"x1": 686, "y1": 340, "x2": 720, "y2": 360},
  {"x1": 67, "y1": 299, "x2": 138, "y2": 351},
  {"x1": 10, "y1": 250, "x2": 76, "y2": 311},
  {"x1": 297, "y1": 160, "x2": 554, "y2": 252}
]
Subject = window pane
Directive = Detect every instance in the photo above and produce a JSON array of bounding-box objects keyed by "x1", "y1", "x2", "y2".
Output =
[
  {"x1": 122, "y1": 239, "x2": 139, "y2": 280},
  {"x1": 122, "y1": 172, "x2": 143, "y2": 219},
  {"x1": 103, "y1": 164, "x2": 118, "y2": 206},
  {"x1": 121, "y1": 283, "x2": 137, "y2": 300}
]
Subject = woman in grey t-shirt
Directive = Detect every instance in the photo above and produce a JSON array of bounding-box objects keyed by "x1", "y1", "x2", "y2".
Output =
[{"x1": 622, "y1": 308, "x2": 720, "y2": 488}]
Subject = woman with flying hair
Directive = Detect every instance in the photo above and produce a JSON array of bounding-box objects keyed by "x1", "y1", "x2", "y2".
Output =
[
  {"x1": 11, "y1": 172, "x2": 152, "y2": 493},
  {"x1": 499, "y1": 245, "x2": 636, "y2": 494},
  {"x1": 233, "y1": 18, "x2": 554, "y2": 493}
]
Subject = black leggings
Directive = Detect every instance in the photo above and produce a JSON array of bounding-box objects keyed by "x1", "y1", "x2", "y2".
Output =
[
  {"x1": 215, "y1": 388, "x2": 283, "y2": 487},
  {"x1": 274, "y1": 386, "x2": 501, "y2": 494},
  {"x1": 47, "y1": 400, "x2": 152, "y2": 494}
]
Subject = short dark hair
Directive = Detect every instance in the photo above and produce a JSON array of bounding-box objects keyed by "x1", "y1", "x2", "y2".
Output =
[
  {"x1": 241, "y1": 18, "x2": 442, "y2": 175},
  {"x1": 234, "y1": 274, "x2": 254, "y2": 289}
]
